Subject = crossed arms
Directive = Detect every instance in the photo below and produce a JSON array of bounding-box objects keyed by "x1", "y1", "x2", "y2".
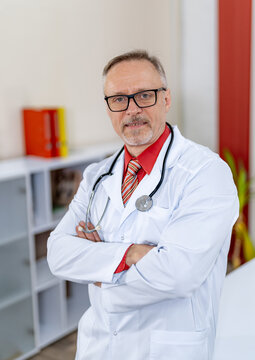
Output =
[
  {"x1": 75, "y1": 221, "x2": 155, "y2": 287},
  {"x1": 47, "y1": 158, "x2": 239, "y2": 312}
]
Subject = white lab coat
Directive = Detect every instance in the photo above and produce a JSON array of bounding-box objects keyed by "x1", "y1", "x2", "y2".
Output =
[{"x1": 47, "y1": 126, "x2": 239, "y2": 360}]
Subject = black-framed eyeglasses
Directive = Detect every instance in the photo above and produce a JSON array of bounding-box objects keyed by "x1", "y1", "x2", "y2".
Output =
[{"x1": 104, "y1": 87, "x2": 167, "y2": 112}]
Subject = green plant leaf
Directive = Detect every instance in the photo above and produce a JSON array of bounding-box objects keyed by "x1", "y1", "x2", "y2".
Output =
[
  {"x1": 223, "y1": 150, "x2": 255, "y2": 266},
  {"x1": 223, "y1": 149, "x2": 238, "y2": 183},
  {"x1": 237, "y1": 166, "x2": 248, "y2": 212},
  {"x1": 243, "y1": 227, "x2": 255, "y2": 261}
]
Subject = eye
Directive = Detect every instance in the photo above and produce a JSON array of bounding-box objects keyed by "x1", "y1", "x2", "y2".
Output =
[
  {"x1": 139, "y1": 91, "x2": 153, "y2": 100},
  {"x1": 141, "y1": 92, "x2": 150, "y2": 99},
  {"x1": 112, "y1": 96, "x2": 126, "y2": 103}
]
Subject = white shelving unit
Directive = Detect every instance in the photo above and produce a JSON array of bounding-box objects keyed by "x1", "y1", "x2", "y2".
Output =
[{"x1": 0, "y1": 141, "x2": 121, "y2": 360}]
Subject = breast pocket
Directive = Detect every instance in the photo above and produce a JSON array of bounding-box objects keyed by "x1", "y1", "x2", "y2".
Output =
[
  {"x1": 150, "y1": 329, "x2": 208, "y2": 360},
  {"x1": 138, "y1": 206, "x2": 172, "y2": 243}
]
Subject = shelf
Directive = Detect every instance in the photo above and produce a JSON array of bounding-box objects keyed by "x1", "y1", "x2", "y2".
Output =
[
  {"x1": 50, "y1": 166, "x2": 83, "y2": 222},
  {"x1": 66, "y1": 282, "x2": 90, "y2": 329},
  {"x1": 32, "y1": 219, "x2": 60, "y2": 235},
  {"x1": 0, "y1": 142, "x2": 121, "y2": 360},
  {"x1": 37, "y1": 326, "x2": 77, "y2": 350},
  {"x1": 36, "y1": 257, "x2": 59, "y2": 292},
  {"x1": 0, "y1": 232, "x2": 28, "y2": 248},
  {"x1": 0, "y1": 290, "x2": 31, "y2": 312},
  {"x1": 39, "y1": 323, "x2": 63, "y2": 348},
  {"x1": 31, "y1": 172, "x2": 48, "y2": 228},
  {"x1": 38, "y1": 285, "x2": 62, "y2": 347},
  {"x1": 34, "y1": 231, "x2": 60, "y2": 292},
  {"x1": 0, "y1": 141, "x2": 121, "y2": 181}
]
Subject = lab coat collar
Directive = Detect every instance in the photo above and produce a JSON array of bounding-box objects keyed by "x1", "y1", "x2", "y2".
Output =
[{"x1": 164, "y1": 125, "x2": 185, "y2": 169}]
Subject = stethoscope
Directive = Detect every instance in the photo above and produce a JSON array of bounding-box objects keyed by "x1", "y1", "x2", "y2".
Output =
[{"x1": 84, "y1": 123, "x2": 174, "y2": 233}]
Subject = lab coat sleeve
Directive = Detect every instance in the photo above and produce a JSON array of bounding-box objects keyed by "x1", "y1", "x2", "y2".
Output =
[
  {"x1": 101, "y1": 158, "x2": 239, "y2": 312},
  {"x1": 47, "y1": 165, "x2": 131, "y2": 284}
]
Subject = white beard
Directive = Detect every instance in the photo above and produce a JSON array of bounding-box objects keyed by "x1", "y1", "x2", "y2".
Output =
[{"x1": 121, "y1": 117, "x2": 153, "y2": 146}]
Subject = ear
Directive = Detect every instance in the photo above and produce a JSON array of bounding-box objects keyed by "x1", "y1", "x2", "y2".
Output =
[{"x1": 164, "y1": 88, "x2": 171, "y2": 113}]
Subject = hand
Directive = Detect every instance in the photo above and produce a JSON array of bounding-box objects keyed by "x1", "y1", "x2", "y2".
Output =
[
  {"x1": 76, "y1": 221, "x2": 101, "y2": 242},
  {"x1": 76, "y1": 221, "x2": 102, "y2": 288},
  {"x1": 126, "y1": 244, "x2": 155, "y2": 267},
  {"x1": 94, "y1": 282, "x2": 101, "y2": 287}
]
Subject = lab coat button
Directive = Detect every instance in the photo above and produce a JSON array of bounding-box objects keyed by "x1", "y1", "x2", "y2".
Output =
[
  {"x1": 113, "y1": 331, "x2": 117, "y2": 336},
  {"x1": 121, "y1": 235, "x2": 124, "y2": 241}
]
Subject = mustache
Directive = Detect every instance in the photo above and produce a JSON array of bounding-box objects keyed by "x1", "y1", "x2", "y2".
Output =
[{"x1": 123, "y1": 117, "x2": 149, "y2": 126}]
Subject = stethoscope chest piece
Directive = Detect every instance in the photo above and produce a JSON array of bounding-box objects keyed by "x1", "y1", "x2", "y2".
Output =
[{"x1": 135, "y1": 195, "x2": 153, "y2": 212}]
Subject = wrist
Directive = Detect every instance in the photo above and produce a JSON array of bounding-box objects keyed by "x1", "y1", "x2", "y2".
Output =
[{"x1": 125, "y1": 244, "x2": 136, "y2": 267}]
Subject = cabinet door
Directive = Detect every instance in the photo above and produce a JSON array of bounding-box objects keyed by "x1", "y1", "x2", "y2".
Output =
[
  {"x1": 0, "y1": 177, "x2": 35, "y2": 360},
  {"x1": 0, "y1": 177, "x2": 28, "y2": 245},
  {"x1": 0, "y1": 297, "x2": 35, "y2": 360},
  {"x1": 0, "y1": 238, "x2": 32, "y2": 304}
]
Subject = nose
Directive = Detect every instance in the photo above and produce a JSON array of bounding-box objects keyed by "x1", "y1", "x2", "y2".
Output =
[{"x1": 126, "y1": 98, "x2": 142, "y2": 115}]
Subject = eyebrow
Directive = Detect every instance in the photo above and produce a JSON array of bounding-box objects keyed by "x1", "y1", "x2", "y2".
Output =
[{"x1": 105, "y1": 88, "x2": 150, "y2": 97}]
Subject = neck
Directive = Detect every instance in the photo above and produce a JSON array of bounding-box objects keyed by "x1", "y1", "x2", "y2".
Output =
[{"x1": 125, "y1": 143, "x2": 151, "y2": 157}]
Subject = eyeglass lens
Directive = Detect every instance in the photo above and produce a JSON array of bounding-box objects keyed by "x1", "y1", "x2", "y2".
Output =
[{"x1": 108, "y1": 90, "x2": 156, "y2": 111}]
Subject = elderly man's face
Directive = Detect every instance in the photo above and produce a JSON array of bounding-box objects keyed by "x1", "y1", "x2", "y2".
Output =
[{"x1": 104, "y1": 60, "x2": 171, "y2": 156}]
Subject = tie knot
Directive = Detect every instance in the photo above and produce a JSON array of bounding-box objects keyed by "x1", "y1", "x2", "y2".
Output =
[{"x1": 127, "y1": 159, "x2": 141, "y2": 176}]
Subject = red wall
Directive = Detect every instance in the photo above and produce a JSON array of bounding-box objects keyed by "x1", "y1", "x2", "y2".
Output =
[{"x1": 218, "y1": 0, "x2": 252, "y2": 173}]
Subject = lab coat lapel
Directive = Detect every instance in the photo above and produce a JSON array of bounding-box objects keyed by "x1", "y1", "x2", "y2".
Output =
[{"x1": 101, "y1": 152, "x2": 124, "y2": 214}]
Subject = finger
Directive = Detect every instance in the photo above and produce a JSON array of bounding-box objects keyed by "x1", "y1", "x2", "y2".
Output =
[
  {"x1": 79, "y1": 221, "x2": 96, "y2": 242},
  {"x1": 79, "y1": 221, "x2": 101, "y2": 242},
  {"x1": 92, "y1": 228, "x2": 101, "y2": 242},
  {"x1": 76, "y1": 225, "x2": 87, "y2": 239},
  {"x1": 87, "y1": 222, "x2": 101, "y2": 242},
  {"x1": 81, "y1": 221, "x2": 100, "y2": 242}
]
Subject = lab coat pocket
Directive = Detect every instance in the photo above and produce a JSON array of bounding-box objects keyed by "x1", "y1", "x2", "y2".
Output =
[
  {"x1": 150, "y1": 329, "x2": 208, "y2": 360},
  {"x1": 76, "y1": 307, "x2": 96, "y2": 358},
  {"x1": 146, "y1": 206, "x2": 172, "y2": 224},
  {"x1": 140, "y1": 206, "x2": 172, "y2": 243}
]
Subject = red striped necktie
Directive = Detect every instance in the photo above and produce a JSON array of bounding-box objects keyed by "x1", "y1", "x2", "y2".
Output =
[{"x1": 121, "y1": 159, "x2": 142, "y2": 206}]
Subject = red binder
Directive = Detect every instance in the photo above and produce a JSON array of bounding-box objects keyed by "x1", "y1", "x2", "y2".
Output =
[
  {"x1": 23, "y1": 109, "x2": 52, "y2": 158},
  {"x1": 47, "y1": 109, "x2": 61, "y2": 157}
]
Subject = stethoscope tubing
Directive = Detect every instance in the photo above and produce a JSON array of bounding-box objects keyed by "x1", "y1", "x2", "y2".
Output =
[{"x1": 149, "y1": 123, "x2": 174, "y2": 198}]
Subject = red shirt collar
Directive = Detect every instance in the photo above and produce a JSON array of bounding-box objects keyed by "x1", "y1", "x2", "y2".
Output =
[{"x1": 124, "y1": 124, "x2": 170, "y2": 175}]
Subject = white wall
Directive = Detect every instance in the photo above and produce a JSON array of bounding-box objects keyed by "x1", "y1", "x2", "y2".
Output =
[
  {"x1": 181, "y1": 0, "x2": 218, "y2": 151},
  {"x1": 0, "y1": 0, "x2": 181, "y2": 159}
]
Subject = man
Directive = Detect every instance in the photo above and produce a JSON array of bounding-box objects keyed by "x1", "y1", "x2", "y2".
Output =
[{"x1": 47, "y1": 50, "x2": 239, "y2": 360}]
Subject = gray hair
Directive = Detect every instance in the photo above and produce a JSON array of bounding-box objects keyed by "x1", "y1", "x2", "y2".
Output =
[{"x1": 102, "y1": 49, "x2": 168, "y2": 88}]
